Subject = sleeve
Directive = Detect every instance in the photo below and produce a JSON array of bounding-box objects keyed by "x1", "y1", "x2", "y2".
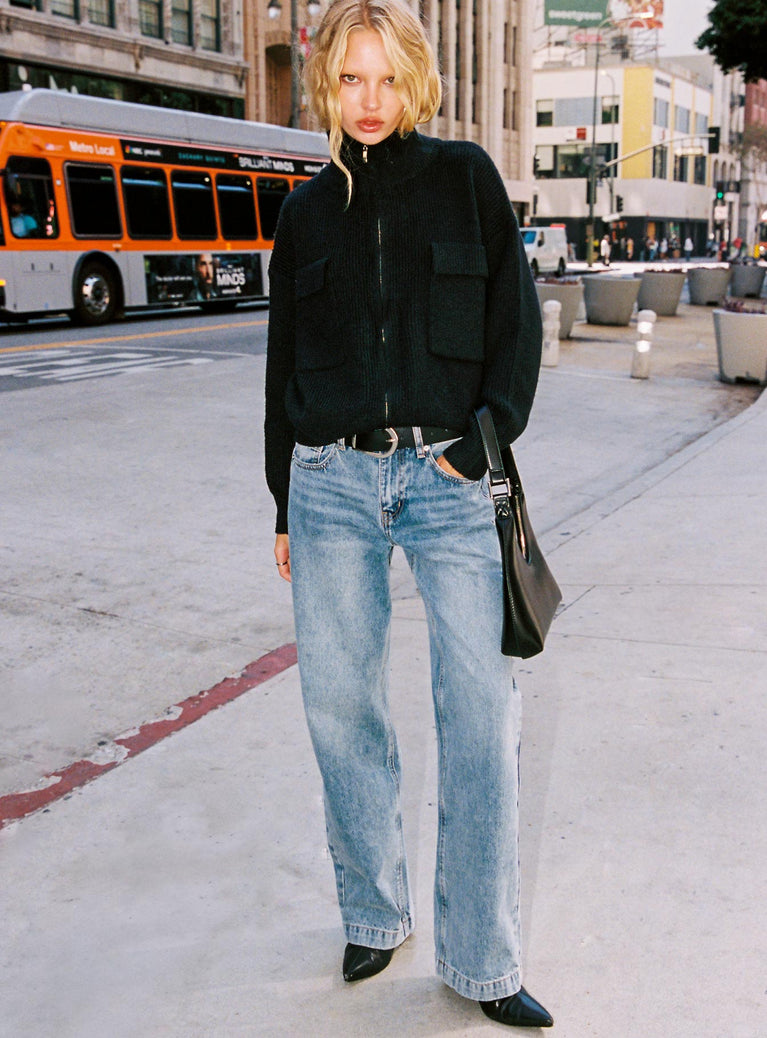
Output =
[
  {"x1": 442, "y1": 147, "x2": 542, "y2": 480},
  {"x1": 264, "y1": 200, "x2": 297, "y2": 535}
]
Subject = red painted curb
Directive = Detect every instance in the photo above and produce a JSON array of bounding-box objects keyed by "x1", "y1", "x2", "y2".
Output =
[{"x1": 0, "y1": 643, "x2": 298, "y2": 830}]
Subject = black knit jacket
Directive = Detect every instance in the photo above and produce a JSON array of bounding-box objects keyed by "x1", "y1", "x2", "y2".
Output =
[{"x1": 265, "y1": 130, "x2": 542, "y2": 534}]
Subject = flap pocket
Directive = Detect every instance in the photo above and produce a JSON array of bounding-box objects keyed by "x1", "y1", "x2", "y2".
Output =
[
  {"x1": 296, "y1": 257, "x2": 328, "y2": 300},
  {"x1": 429, "y1": 242, "x2": 488, "y2": 362}
]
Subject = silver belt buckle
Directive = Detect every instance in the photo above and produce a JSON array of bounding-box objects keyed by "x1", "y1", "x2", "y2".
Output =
[{"x1": 354, "y1": 427, "x2": 399, "y2": 458}]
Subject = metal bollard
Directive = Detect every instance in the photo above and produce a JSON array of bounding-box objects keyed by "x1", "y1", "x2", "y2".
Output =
[
  {"x1": 631, "y1": 308, "x2": 656, "y2": 379},
  {"x1": 541, "y1": 298, "x2": 561, "y2": 367}
]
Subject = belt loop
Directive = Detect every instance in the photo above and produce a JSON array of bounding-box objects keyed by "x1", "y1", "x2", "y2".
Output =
[
  {"x1": 413, "y1": 425, "x2": 425, "y2": 457},
  {"x1": 336, "y1": 437, "x2": 347, "y2": 450}
]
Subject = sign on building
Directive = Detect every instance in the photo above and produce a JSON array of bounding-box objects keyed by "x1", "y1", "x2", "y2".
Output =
[{"x1": 543, "y1": 0, "x2": 609, "y2": 27}]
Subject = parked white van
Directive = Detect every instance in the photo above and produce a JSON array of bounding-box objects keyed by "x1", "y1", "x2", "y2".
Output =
[{"x1": 522, "y1": 225, "x2": 568, "y2": 277}]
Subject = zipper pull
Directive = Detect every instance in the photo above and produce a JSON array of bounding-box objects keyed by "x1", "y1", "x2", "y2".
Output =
[{"x1": 362, "y1": 144, "x2": 368, "y2": 163}]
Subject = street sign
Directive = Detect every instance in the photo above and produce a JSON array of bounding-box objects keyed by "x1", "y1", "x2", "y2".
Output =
[{"x1": 714, "y1": 205, "x2": 728, "y2": 222}]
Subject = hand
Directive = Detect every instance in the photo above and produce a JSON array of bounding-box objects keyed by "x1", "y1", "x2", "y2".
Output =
[
  {"x1": 435, "y1": 454, "x2": 465, "y2": 479},
  {"x1": 274, "y1": 533, "x2": 291, "y2": 582}
]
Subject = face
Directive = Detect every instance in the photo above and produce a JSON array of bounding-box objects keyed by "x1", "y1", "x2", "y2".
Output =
[
  {"x1": 196, "y1": 254, "x2": 214, "y2": 284},
  {"x1": 339, "y1": 29, "x2": 405, "y2": 146}
]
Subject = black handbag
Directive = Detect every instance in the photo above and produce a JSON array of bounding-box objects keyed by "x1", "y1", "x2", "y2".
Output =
[{"x1": 475, "y1": 406, "x2": 562, "y2": 659}]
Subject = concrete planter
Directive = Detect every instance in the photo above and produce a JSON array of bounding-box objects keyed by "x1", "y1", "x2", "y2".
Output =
[
  {"x1": 636, "y1": 270, "x2": 686, "y2": 316},
  {"x1": 687, "y1": 266, "x2": 731, "y2": 306},
  {"x1": 582, "y1": 274, "x2": 640, "y2": 325},
  {"x1": 729, "y1": 264, "x2": 766, "y2": 299},
  {"x1": 713, "y1": 309, "x2": 767, "y2": 385},
  {"x1": 535, "y1": 281, "x2": 583, "y2": 338}
]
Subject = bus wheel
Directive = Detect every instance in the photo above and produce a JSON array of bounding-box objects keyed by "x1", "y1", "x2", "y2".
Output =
[{"x1": 73, "y1": 262, "x2": 117, "y2": 325}]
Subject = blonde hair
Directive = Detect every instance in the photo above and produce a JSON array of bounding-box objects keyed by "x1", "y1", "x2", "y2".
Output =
[{"x1": 305, "y1": 0, "x2": 442, "y2": 200}]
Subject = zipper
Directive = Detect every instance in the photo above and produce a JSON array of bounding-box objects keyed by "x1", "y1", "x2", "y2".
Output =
[
  {"x1": 362, "y1": 144, "x2": 368, "y2": 163},
  {"x1": 376, "y1": 213, "x2": 389, "y2": 423}
]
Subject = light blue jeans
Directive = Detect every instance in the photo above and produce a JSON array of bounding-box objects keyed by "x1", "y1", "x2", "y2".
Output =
[{"x1": 288, "y1": 437, "x2": 523, "y2": 1001}]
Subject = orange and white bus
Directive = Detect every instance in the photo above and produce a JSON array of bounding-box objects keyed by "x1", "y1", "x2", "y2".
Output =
[{"x1": 0, "y1": 89, "x2": 329, "y2": 325}]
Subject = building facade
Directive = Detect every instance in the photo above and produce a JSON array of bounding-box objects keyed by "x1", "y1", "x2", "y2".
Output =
[
  {"x1": 0, "y1": 0, "x2": 247, "y2": 116},
  {"x1": 532, "y1": 52, "x2": 742, "y2": 260}
]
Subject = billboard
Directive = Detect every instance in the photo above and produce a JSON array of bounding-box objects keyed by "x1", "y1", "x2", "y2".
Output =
[
  {"x1": 544, "y1": 0, "x2": 609, "y2": 27},
  {"x1": 544, "y1": 0, "x2": 663, "y2": 30}
]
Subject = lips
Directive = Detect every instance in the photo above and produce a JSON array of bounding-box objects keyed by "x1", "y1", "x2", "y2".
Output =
[{"x1": 357, "y1": 120, "x2": 384, "y2": 133}]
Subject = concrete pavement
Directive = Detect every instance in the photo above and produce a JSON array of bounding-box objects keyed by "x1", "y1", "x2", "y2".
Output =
[{"x1": 1, "y1": 290, "x2": 766, "y2": 1036}]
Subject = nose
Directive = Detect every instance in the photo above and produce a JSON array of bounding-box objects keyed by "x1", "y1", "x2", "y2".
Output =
[{"x1": 362, "y1": 82, "x2": 380, "y2": 111}]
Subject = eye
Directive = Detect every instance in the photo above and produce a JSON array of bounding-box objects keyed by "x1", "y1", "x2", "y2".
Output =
[{"x1": 340, "y1": 73, "x2": 358, "y2": 84}]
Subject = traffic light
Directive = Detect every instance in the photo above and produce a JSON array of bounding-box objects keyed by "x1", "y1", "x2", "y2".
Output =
[
  {"x1": 586, "y1": 178, "x2": 596, "y2": 206},
  {"x1": 616, "y1": 195, "x2": 624, "y2": 212},
  {"x1": 716, "y1": 181, "x2": 725, "y2": 200},
  {"x1": 709, "y1": 126, "x2": 720, "y2": 154}
]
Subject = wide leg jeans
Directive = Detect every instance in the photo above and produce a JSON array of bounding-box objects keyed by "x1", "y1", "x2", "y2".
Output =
[{"x1": 288, "y1": 438, "x2": 523, "y2": 1001}]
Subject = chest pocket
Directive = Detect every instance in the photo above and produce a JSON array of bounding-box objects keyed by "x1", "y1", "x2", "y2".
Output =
[
  {"x1": 295, "y1": 256, "x2": 344, "y2": 370},
  {"x1": 429, "y1": 242, "x2": 488, "y2": 362}
]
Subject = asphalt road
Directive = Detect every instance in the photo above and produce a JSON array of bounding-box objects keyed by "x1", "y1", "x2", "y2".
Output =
[{"x1": 0, "y1": 304, "x2": 269, "y2": 393}]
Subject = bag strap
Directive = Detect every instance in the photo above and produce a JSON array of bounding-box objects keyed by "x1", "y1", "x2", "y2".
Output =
[{"x1": 475, "y1": 405, "x2": 523, "y2": 502}]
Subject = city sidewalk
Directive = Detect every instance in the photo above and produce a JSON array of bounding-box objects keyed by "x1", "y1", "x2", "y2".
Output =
[{"x1": 1, "y1": 299, "x2": 766, "y2": 1037}]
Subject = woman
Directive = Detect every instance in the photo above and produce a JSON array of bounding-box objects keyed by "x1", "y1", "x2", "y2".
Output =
[{"x1": 265, "y1": 0, "x2": 552, "y2": 1028}]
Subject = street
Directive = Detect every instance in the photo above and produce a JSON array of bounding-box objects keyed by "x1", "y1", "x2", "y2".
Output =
[
  {"x1": 2, "y1": 292, "x2": 766, "y2": 1036},
  {"x1": 0, "y1": 304, "x2": 269, "y2": 392}
]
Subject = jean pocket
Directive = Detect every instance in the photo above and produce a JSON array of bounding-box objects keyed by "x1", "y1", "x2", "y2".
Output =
[
  {"x1": 425, "y1": 443, "x2": 485, "y2": 488},
  {"x1": 292, "y1": 443, "x2": 338, "y2": 470}
]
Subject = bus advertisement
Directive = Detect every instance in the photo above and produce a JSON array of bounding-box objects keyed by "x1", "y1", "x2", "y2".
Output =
[{"x1": 0, "y1": 89, "x2": 329, "y2": 325}]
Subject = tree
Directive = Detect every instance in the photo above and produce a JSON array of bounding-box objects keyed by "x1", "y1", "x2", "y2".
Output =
[{"x1": 695, "y1": 0, "x2": 767, "y2": 83}]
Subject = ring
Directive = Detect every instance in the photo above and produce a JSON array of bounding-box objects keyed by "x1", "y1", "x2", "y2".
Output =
[{"x1": 276, "y1": 561, "x2": 289, "y2": 567}]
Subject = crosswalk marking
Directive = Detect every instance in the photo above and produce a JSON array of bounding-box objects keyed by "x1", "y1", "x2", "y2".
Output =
[{"x1": 0, "y1": 347, "x2": 221, "y2": 387}]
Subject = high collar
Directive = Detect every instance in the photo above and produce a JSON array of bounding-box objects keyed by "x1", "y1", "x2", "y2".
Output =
[{"x1": 326, "y1": 130, "x2": 436, "y2": 194}]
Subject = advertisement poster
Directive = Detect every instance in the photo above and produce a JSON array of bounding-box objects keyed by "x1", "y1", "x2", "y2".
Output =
[
  {"x1": 144, "y1": 252, "x2": 264, "y2": 305},
  {"x1": 544, "y1": 0, "x2": 662, "y2": 30}
]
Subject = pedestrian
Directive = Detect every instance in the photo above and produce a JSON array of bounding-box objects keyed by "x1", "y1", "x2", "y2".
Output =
[
  {"x1": 600, "y1": 233, "x2": 611, "y2": 265},
  {"x1": 684, "y1": 236, "x2": 693, "y2": 261},
  {"x1": 264, "y1": 0, "x2": 553, "y2": 1029},
  {"x1": 659, "y1": 236, "x2": 668, "y2": 260},
  {"x1": 626, "y1": 236, "x2": 634, "y2": 260}
]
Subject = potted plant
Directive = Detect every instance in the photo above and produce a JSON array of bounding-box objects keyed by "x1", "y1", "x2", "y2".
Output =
[
  {"x1": 534, "y1": 275, "x2": 583, "y2": 338},
  {"x1": 582, "y1": 273, "x2": 640, "y2": 326},
  {"x1": 635, "y1": 267, "x2": 687, "y2": 316},
  {"x1": 712, "y1": 297, "x2": 767, "y2": 385},
  {"x1": 687, "y1": 265, "x2": 731, "y2": 306},
  {"x1": 729, "y1": 260, "x2": 766, "y2": 299}
]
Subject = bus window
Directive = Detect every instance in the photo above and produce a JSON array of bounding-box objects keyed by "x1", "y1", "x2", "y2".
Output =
[
  {"x1": 216, "y1": 173, "x2": 258, "y2": 240},
  {"x1": 65, "y1": 163, "x2": 122, "y2": 238},
  {"x1": 3, "y1": 157, "x2": 58, "y2": 240},
  {"x1": 120, "y1": 166, "x2": 172, "y2": 239},
  {"x1": 171, "y1": 170, "x2": 217, "y2": 240},
  {"x1": 256, "y1": 177, "x2": 290, "y2": 241}
]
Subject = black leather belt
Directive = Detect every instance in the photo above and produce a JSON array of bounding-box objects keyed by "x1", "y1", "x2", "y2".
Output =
[{"x1": 342, "y1": 426, "x2": 463, "y2": 458}]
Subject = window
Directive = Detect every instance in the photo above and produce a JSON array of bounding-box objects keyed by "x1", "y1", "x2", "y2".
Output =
[
  {"x1": 602, "y1": 97, "x2": 619, "y2": 125},
  {"x1": 65, "y1": 164, "x2": 121, "y2": 237},
  {"x1": 256, "y1": 178, "x2": 290, "y2": 240},
  {"x1": 653, "y1": 145, "x2": 667, "y2": 179},
  {"x1": 695, "y1": 112, "x2": 708, "y2": 137},
  {"x1": 536, "y1": 100, "x2": 553, "y2": 127},
  {"x1": 139, "y1": 0, "x2": 162, "y2": 38},
  {"x1": 88, "y1": 0, "x2": 114, "y2": 26},
  {"x1": 50, "y1": 0, "x2": 79, "y2": 17},
  {"x1": 3, "y1": 156, "x2": 58, "y2": 240},
  {"x1": 171, "y1": 0, "x2": 192, "y2": 44},
  {"x1": 653, "y1": 97, "x2": 669, "y2": 128},
  {"x1": 534, "y1": 145, "x2": 555, "y2": 179},
  {"x1": 216, "y1": 175, "x2": 258, "y2": 239},
  {"x1": 674, "y1": 105, "x2": 690, "y2": 134},
  {"x1": 199, "y1": 0, "x2": 221, "y2": 51},
  {"x1": 171, "y1": 171, "x2": 217, "y2": 239},
  {"x1": 694, "y1": 154, "x2": 706, "y2": 185},
  {"x1": 674, "y1": 154, "x2": 689, "y2": 183},
  {"x1": 121, "y1": 167, "x2": 172, "y2": 239}
]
